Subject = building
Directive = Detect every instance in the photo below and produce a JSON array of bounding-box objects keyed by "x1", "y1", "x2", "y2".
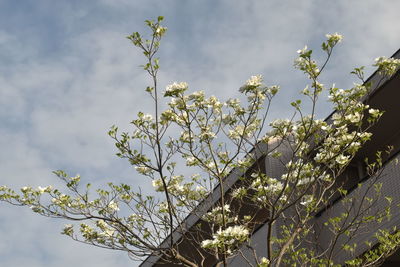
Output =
[{"x1": 141, "y1": 49, "x2": 400, "y2": 266}]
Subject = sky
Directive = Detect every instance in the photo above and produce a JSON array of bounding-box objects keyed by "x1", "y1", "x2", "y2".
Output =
[{"x1": 1, "y1": 0, "x2": 400, "y2": 266}]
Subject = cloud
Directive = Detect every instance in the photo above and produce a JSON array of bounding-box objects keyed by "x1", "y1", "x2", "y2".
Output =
[{"x1": 0, "y1": 206, "x2": 133, "y2": 267}]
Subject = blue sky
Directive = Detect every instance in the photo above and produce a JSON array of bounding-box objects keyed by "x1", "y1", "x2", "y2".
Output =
[{"x1": 1, "y1": 0, "x2": 400, "y2": 266}]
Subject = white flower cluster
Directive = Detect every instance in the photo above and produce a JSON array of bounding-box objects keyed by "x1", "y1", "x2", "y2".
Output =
[
  {"x1": 252, "y1": 176, "x2": 283, "y2": 194},
  {"x1": 19, "y1": 185, "x2": 53, "y2": 200},
  {"x1": 231, "y1": 187, "x2": 247, "y2": 199},
  {"x1": 179, "y1": 131, "x2": 192, "y2": 142},
  {"x1": 69, "y1": 174, "x2": 81, "y2": 183},
  {"x1": 251, "y1": 173, "x2": 284, "y2": 204},
  {"x1": 270, "y1": 118, "x2": 293, "y2": 136},
  {"x1": 201, "y1": 225, "x2": 249, "y2": 251},
  {"x1": 228, "y1": 125, "x2": 245, "y2": 140},
  {"x1": 107, "y1": 200, "x2": 120, "y2": 212},
  {"x1": 330, "y1": 104, "x2": 366, "y2": 126},
  {"x1": 135, "y1": 166, "x2": 152, "y2": 175},
  {"x1": 203, "y1": 204, "x2": 237, "y2": 225},
  {"x1": 51, "y1": 193, "x2": 70, "y2": 206},
  {"x1": 300, "y1": 195, "x2": 314, "y2": 207},
  {"x1": 160, "y1": 109, "x2": 178, "y2": 124},
  {"x1": 80, "y1": 223, "x2": 95, "y2": 240},
  {"x1": 297, "y1": 45, "x2": 308, "y2": 55},
  {"x1": 152, "y1": 178, "x2": 165, "y2": 192},
  {"x1": 142, "y1": 114, "x2": 153, "y2": 122},
  {"x1": 206, "y1": 95, "x2": 223, "y2": 110},
  {"x1": 152, "y1": 175, "x2": 207, "y2": 202},
  {"x1": 374, "y1": 56, "x2": 400, "y2": 77},
  {"x1": 239, "y1": 75, "x2": 263, "y2": 93},
  {"x1": 368, "y1": 108, "x2": 383, "y2": 120},
  {"x1": 155, "y1": 26, "x2": 167, "y2": 36},
  {"x1": 96, "y1": 219, "x2": 115, "y2": 239},
  {"x1": 226, "y1": 98, "x2": 240, "y2": 109},
  {"x1": 329, "y1": 84, "x2": 367, "y2": 105},
  {"x1": 127, "y1": 213, "x2": 143, "y2": 223},
  {"x1": 164, "y1": 82, "x2": 188, "y2": 97},
  {"x1": 133, "y1": 112, "x2": 155, "y2": 128},
  {"x1": 258, "y1": 257, "x2": 270, "y2": 267},
  {"x1": 37, "y1": 186, "x2": 52, "y2": 194},
  {"x1": 343, "y1": 111, "x2": 362, "y2": 124},
  {"x1": 185, "y1": 156, "x2": 197, "y2": 166},
  {"x1": 325, "y1": 33, "x2": 343, "y2": 44},
  {"x1": 245, "y1": 75, "x2": 263, "y2": 87},
  {"x1": 166, "y1": 175, "x2": 185, "y2": 194},
  {"x1": 283, "y1": 161, "x2": 313, "y2": 185},
  {"x1": 158, "y1": 201, "x2": 170, "y2": 213},
  {"x1": 188, "y1": 90, "x2": 205, "y2": 101},
  {"x1": 72, "y1": 221, "x2": 120, "y2": 245},
  {"x1": 168, "y1": 97, "x2": 185, "y2": 110},
  {"x1": 294, "y1": 45, "x2": 320, "y2": 78},
  {"x1": 314, "y1": 125, "x2": 371, "y2": 168},
  {"x1": 266, "y1": 85, "x2": 280, "y2": 96},
  {"x1": 322, "y1": 33, "x2": 343, "y2": 54},
  {"x1": 228, "y1": 119, "x2": 260, "y2": 140},
  {"x1": 20, "y1": 186, "x2": 32, "y2": 193},
  {"x1": 199, "y1": 126, "x2": 217, "y2": 141}
]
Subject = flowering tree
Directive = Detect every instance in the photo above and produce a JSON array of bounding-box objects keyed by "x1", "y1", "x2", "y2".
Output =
[{"x1": 1, "y1": 17, "x2": 400, "y2": 266}]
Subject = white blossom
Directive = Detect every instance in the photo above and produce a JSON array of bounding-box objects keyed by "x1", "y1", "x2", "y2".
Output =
[
  {"x1": 152, "y1": 178, "x2": 164, "y2": 192},
  {"x1": 37, "y1": 186, "x2": 52, "y2": 194},
  {"x1": 368, "y1": 108, "x2": 382, "y2": 119},
  {"x1": 335, "y1": 154, "x2": 350, "y2": 165},
  {"x1": 165, "y1": 82, "x2": 188, "y2": 96},
  {"x1": 374, "y1": 57, "x2": 400, "y2": 76},
  {"x1": 326, "y1": 33, "x2": 343, "y2": 43},
  {"x1": 201, "y1": 239, "x2": 215, "y2": 248},
  {"x1": 135, "y1": 166, "x2": 152, "y2": 175},
  {"x1": 300, "y1": 195, "x2": 314, "y2": 206},
  {"x1": 259, "y1": 257, "x2": 270, "y2": 266},
  {"x1": 158, "y1": 201, "x2": 169, "y2": 213},
  {"x1": 297, "y1": 45, "x2": 308, "y2": 54},
  {"x1": 107, "y1": 200, "x2": 120, "y2": 212},
  {"x1": 186, "y1": 156, "x2": 197, "y2": 166},
  {"x1": 142, "y1": 114, "x2": 153, "y2": 122},
  {"x1": 344, "y1": 112, "x2": 362, "y2": 123},
  {"x1": 21, "y1": 186, "x2": 32, "y2": 193},
  {"x1": 201, "y1": 225, "x2": 249, "y2": 250},
  {"x1": 246, "y1": 75, "x2": 263, "y2": 87},
  {"x1": 240, "y1": 75, "x2": 263, "y2": 92}
]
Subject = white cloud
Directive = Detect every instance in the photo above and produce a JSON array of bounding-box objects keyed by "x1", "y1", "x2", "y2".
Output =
[{"x1": 0, "y1": 206, "x2": 133, "y2": 267}]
